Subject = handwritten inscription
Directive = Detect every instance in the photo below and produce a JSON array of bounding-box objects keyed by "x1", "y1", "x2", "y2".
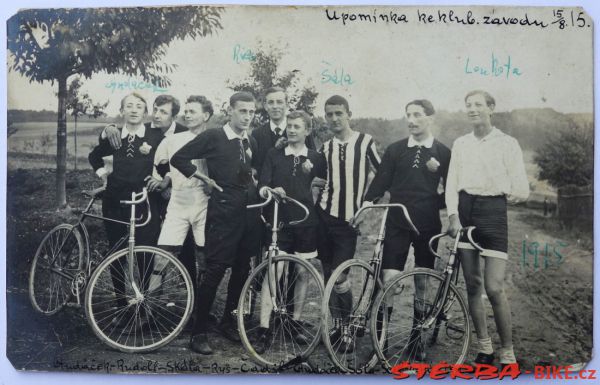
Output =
[
  {"x1": 321, "y1": 61, "x2": 355, "y2": 86},
  {"x1": 521, "y1": 240, "x2": 567, "y2": 270},
  {"x1": 325, "y1": 8, "x2": 591, "y2": 30},
  {"x1": 105, "y1": 78, "x2": 167, "y2": 93},
  {"x1": 465, "y1": 54, "x2": 522, "y2": 78},
  {"x1": 233, "y1": 44, "x2": 256, "y2": 64}
]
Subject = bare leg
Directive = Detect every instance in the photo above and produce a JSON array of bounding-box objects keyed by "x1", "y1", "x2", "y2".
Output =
[
  {"x1": 483, "y1": 257, "x2": 512, "y2": 349},
  {"x1": 459, "y1": 248, "x2": 489, "y2": 340}
]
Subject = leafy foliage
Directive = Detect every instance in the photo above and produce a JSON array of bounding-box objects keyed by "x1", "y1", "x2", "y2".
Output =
[
  {"x1": 534, "y1": 121, "x2": 594, "y2": 188},
  {"x1": 227, "y1": 42, "x2": 318, "y2": 127},
  {"x1": 8, "y1": 6, "x2": 224, "y2": 86}
]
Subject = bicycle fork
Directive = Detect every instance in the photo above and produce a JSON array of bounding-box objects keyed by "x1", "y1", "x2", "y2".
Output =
[{"x1": 127, "y1": 201, "x2": 144, "y2": 302}]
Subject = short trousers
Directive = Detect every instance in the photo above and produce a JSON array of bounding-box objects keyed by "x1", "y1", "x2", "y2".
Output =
[
  {"x1": 277, "y1": 226, "x2": 318, "y2": 259},
  {"x1": 382, "y1": 227, "x2": 439, "y2": 270},
  {"x1": 316, "y1": 207, "x2": 357, "y2": 271},
  {"x1": 457, "y1": 191, "x2": 508, "y2": 260},
  {"x1": 158, "y1": 189, "x2": 208, "y2": 247}
]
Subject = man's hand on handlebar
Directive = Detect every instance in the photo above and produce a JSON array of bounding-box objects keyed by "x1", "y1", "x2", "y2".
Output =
[{"x1": 447, "y1": 214, "x2": 462, "y2": 238}]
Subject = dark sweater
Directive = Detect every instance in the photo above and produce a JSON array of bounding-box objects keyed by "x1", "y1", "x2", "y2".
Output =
[
  {"x1": 170, "y1": 126, "x2": 258, "y2": 191},
  {"x1": 258, "y1": 147, "x2": 326, "y2": 227},
  {"x1": 365, "y1": 138, "x2": 451, "y2": 231},
  {"x1": 252, "y1": 123, "x2": 316, "y2": 177},
  {"x1": 88, "y1": 126, "x2": 164, "y2": 200}
]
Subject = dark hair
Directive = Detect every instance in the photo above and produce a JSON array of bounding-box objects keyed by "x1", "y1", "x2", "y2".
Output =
[
  {"x1": 263, "y1": 86, "x2": 287, "y2": 102},
  {"x1": 324, "y1": 95, "x2": 350, "y2": 113},
  {"x1": 287, "y1": 110, "x2": 312, "y2": 131},
  {"x1": 186, "y1": 95, "x2": 214, "y2": 119},
  {"x1": 230, "y1": 91, "x2": 256, "y2": 108},
  {"x1": 153, "y1": 94, "x2": 180, "y2": 117},
  {"x1": 405, "y1": 99, "x2": 435, "y2": 116},
  {"x1": 120, "y1": 92, "x2": 148, "y2": 113},
  {"x1": 465, "y1": 90, "x2": 496, "y2": 108}
]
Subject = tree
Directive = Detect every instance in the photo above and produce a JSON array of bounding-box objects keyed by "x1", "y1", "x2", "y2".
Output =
[
  {"x1": 227, "y1": 42, "x2": 318, "y2": 127},
  {"x1": 8, "y1": 6, "x2": 224, "y2": 207},
  {"x1": 65, "y1": 76, "x2": 108, "y2": 170},
  {"x1": 534, "y1": 120, "x2": 594, "y2": 188}
]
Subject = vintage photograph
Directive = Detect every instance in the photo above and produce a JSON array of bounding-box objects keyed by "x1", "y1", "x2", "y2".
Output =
[{"x1": 5, "y1": 3, "x2": 594, "y2": 376}]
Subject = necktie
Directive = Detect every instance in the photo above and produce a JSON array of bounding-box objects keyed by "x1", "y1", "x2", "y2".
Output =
[
  {"x1": 126, "y1": 133, "x2": 135, "y2": 158},
  {"x1": 239, "y1": 138, "x2": 252, "y2": 164},
  {"x1": 275, "y1": 127, "x2": 282, "y2": 137}
]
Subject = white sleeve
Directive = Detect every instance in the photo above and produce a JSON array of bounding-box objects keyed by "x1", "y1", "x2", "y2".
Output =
[
  {"x1": 445, "y1": 140, "x2": 460, "y2": 217},
  {"x1": 507, "y1": 138, "x2": 530, "y2": 201}
]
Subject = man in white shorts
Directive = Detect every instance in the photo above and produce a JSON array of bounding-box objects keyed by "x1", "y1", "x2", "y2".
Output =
[{"x1": 148, "y1": 95, "x2": 214, "y2": 291}]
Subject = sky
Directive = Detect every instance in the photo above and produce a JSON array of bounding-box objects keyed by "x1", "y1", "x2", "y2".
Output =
[{"x1": 6, "y1": 4, "x2": 594, "y2": 119}]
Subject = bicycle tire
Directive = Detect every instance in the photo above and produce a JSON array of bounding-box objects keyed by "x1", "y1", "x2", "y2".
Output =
[
  {"x1": 237, "y1": 254, "x2": 324, "y2": 368},
  {"x1": 85, "y1": 246, "x2": 194, "y2": 353},
  {"x1": 29, "y1": 224, "x2": 84, "y2": 315},
  {"x1": 370, "y1": 268, "x2": 470, "y2": 370},
  {"x1": 321, "y1": 259, "x2": 384, "y2": 373}
]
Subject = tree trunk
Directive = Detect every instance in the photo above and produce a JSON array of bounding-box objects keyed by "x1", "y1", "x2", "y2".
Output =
[
  {"x1": 74, "y1": 116, "x2": 78, "y2": 171},
  {"x1": 56, "y1": 76, "x2": 68, "y2": 208}
]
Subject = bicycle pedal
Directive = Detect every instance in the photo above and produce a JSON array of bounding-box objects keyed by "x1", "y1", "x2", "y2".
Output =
[
  {"x1": 65, "y1": 302, "x2": 81, "y2": 308},
  {"x1": 166, "y1": 302, "x2": 175, "y2": 307}
]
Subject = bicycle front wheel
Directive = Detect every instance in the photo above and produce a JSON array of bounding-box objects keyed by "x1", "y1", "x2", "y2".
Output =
[
  {"x1": 321, "y1": 259, "x2": 384, "y2": 373},
  {"x1": 370, "y1": 268, "x2": 471, "y2": 370},
  {"x1": 29, "y1": 224, "x2": 85, "y2": 315},
  {"x1": 85, "y1": 246, "x2": 194, "y2": 353},
  {"x1": 237, "y1": 254, "x2": 324, "y2": 368}
]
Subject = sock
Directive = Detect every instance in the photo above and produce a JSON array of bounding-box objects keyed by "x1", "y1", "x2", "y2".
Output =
[
  {"x1": 499, "y1": 346, "x2": 517, "y2": 364},
  {"x1": 477, "y1": 337, "x2": 494, "y2": 355}
]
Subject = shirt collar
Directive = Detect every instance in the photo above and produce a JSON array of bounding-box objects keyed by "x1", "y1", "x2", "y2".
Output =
[
  {"x1": 469, "y1": 127, "x2": 504, "y2": 142},
  {"x1": 332, "y1": 130, "x2": 358, "y2": 145},
  {"x1": 121, "y1": 124, "x2": 146, "y2": 139},
  {"x1": 151, "y1": 121, "x2": 176, "y2": 136},
  {"x1": 270, "y1": 120, "x2": 287, "y2": 134},
  {"x1": 407, "y1": 135, "x2": 434, "y2": 148},
  {"x1": 284, "y1": 145, "x2": 308, "y2": 157},
  {"x1": 223, "y1": 123, "x2": 249, "y2": 141}
]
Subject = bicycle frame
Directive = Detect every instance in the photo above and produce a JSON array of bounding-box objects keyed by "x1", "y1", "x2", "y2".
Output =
[
  {"x1": 350, "y1": 204, "x2": 420, "y2": 318},
  {"x1": 421, "y1": 227, "x2": 483, "y2": 332},
  {"x1": 247, "y1": 189, "x2": 310, "y2": 314},
  {"x1": 44, "y1": 188, "x2": 151, "y2": 305}
]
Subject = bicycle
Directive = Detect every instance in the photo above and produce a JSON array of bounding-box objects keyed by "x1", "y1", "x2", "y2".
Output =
[
  {"x1": 237, "y1": 188, "x2": 324, "y2": 369},
  {"x1": 321, "y1": 203, "x2": 419, "y2": 373},
  {"x1": 370, "y1": 226, "x2": 483, "y2": 370},
  {"x1": 28, "y1": 187, "x2": 194, "y2": 352}
]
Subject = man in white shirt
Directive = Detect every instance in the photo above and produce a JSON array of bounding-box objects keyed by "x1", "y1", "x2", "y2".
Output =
[{"x1": 446, "y1": 90, "x2": 529, "y2": 367}]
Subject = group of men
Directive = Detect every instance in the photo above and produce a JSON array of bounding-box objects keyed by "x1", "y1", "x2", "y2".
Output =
[{"x1": 89, "y1": 86, "x2": 529, "y2": 367}]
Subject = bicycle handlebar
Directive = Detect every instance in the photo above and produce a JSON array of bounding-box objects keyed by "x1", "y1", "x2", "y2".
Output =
[
  {"x1": 248, "y1": 188, "x2": 310, "y2": 226},
  {"x1": 351, "y1": 203, "x2": 419, "y2": 235},
  {"x1": 121, "y1": 188, "x2": 152, "y2": 228},
  {"x1": 428, "y1": 226, "x2": 484, "y2": 258}
]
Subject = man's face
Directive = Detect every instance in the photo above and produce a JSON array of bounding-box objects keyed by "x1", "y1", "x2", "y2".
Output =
[
  {"x1": 184, "y1": 102, "x2": 208, "y2": 129},
  {"x1": 465, "y1": 93, "x2": 493, "y2": 126},
  {"x1": 406, "y1": 104, "x2": 433, "y2": 137},
  {"x1": 152, "y1": 102, "x2": 174, "y2": 129},
  {"x1": 286, "y1": 117, "x2": 309, "y2": 144},
  {"x1": 324, "y1": 104, "x2": 351, "y2": 134},
  {"x1": 229, "y1": 101, "x2": 256, "y2": 132},
  {"x1": 264, "y1": 91, "x2": 287, "y2": 123},
  {"x1": 121, "y1": 95, "x2": 147, "y2": 125}
]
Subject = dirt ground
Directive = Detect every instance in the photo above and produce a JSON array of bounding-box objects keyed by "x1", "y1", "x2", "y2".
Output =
[{"x1": 5, "y1": 168, "x2": 593, "y2": 375}]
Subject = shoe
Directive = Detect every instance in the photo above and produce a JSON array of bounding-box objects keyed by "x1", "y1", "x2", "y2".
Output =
[
  {"x1": 190, "y1": 334, "x2": 213, "y2": 355},
  {"x1": 254, "y1": 327, "x2": 271, "y2": 354},
  {"x1": 328, "y1": 318, "x2": 342, "y2": 345},
  {"x1": 474, "y1": 352, "x2": 495, "y2": 365},
  {"x1": 218, "y1": 319, "x2": 241, "y2": 342}
]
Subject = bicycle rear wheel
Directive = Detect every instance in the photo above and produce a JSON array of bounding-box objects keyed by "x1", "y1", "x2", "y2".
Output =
[
  {"x1": 85, "y1": 246, "x2": 193, "y2": 353},
  {"x1": 321, "y1": 259, "x2": 384, "y2": 373},
  {"x1": 29, "y1": 224, "x2": 84, "y2": 315},
  {"x1": 238, "y1": 254, "x2": 324, "y2": 368},
  {"x1": 370, "y1": 268, "x2": 470, "y2": 370}
]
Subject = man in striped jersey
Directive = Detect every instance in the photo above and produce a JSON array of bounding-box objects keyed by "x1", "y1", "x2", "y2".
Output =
[{"x1": 316, "y1": 95, "x2": 381, "y2": 351}]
